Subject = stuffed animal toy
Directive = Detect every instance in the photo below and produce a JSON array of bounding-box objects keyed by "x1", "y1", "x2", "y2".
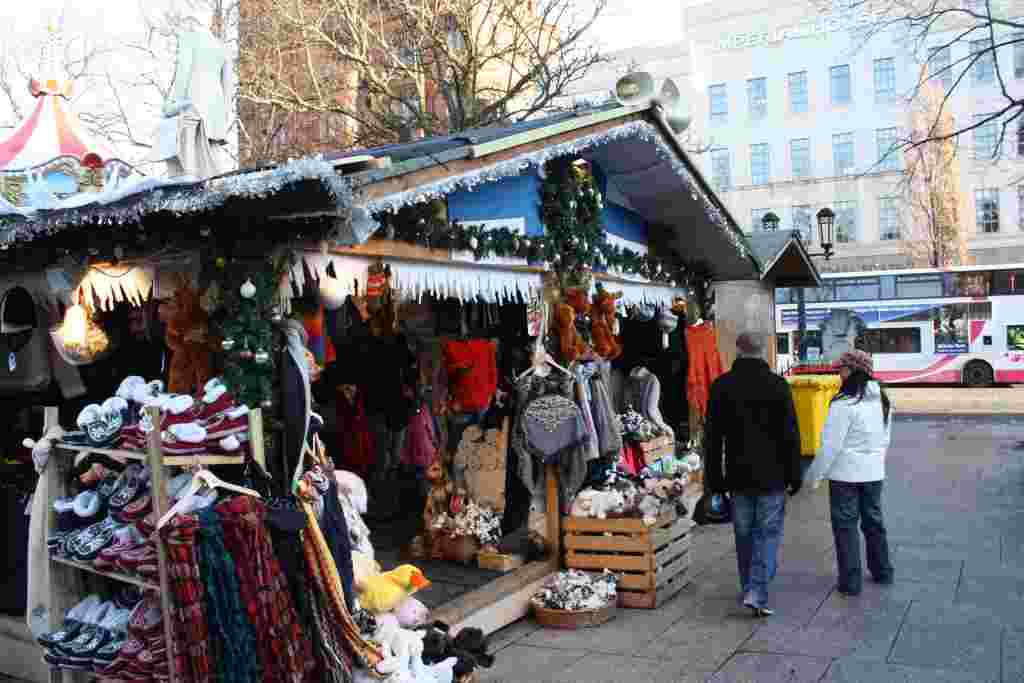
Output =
[
  {"x1": 423, "y1": 460, "x2": 451, "y2": 558},
  {"x1": 569, "y1": 489, "x2": 625, "y2": 519},
  {"x1": 373, "y1": 615, "x2": 426, "y2": 676},
  {"x1": 394, "y1": 597, "x2": 429, "y2": 629},
  {"x1": 590, "y1": 287, "x2": 623, "y2": 360},
  {"x1": 419, "y1": 622, "x2": 495, "y2": 679},
  {"x1": 352, "y1": 551, "x2": 382, "y2": 591},
  {"x1": 554, "y1": 301, "x2": 584, "y2": 364},
  {"x1": 359, "y1": 565, "x2": 431, "y2": 614},
  {"x1": 336, "y1": 469, "x2": 369, "y2": 514},
  {"x1": 160, "y1": 276, "x2": 215, "y2": 395},
  {"x1": 569, "y1": 490, "x2": 595, "y2": 518},
  {"x1": 638, "y1": 494, "x2": 661, "y2": 526}
]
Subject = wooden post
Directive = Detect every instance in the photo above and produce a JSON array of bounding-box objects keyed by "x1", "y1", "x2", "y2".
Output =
[
  {"x1": 145, "y1": 406, "x2": 178, "y2": 683},
  {"x1": 41, "y1": 408, "x2": 73, "y2": 683},
  {"x1": 248, "y1": 408, "x2": 266, "y2": 470},
  {"x1": 545, "y1": 463, "x2": 561, "y2": 566}
]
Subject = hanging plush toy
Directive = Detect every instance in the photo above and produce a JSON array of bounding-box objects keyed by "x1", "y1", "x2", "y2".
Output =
[
  {"x1": 590, "y1": 286, "x2": 623, "y2": 360},
  {"x1": 160, "y1": 275, "x2": 216, "y2": 395}
]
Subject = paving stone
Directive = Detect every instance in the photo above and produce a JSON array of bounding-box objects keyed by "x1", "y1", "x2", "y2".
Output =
[
  {"x1": 638, "y1": 617, "x2": 759, "y2": 670},
  {"x1": 553, "y1": 652, "x2": 713, "y2": 683},
  {"x1": 479, "y1": 644, "x2": 586, "y2": 682},
  {"x1": 955, "y1": 575, "x2": 1024, "y2": 609},
  {"x1": 706, "y1": 653, "x2": 832, "y2": 683},
  {"x1": 817, "y1": 581, "x2": 952, "y2": 610},
  {"x1": 487, "y1": 619, "x2": 541, "y2": 653},
  {"x1": 516, "y1": 607, "x2": 680, "y2": 655},
  {"x1": 904, "y1": 599, "x2": 1024, "y2": 631},
  {"x1": 888, "y1": 622, "x2": 1001, "y2": 679},
  {"x1": 1004, "y1": 629, "x2": 1024, "y2": 683},
  {"x1": 742, "y1": 598, "x2": 905, "y2": 659},
  {"x1": 821, "y1": 659, "x2": 995, "y2": 683}
]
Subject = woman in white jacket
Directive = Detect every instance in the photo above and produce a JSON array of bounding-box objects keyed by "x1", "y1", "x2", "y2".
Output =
[{"x1": 805, "y1": 349, "x2": 894, "y2": 596}]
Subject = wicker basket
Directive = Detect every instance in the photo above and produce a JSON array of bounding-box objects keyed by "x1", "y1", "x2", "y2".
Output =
[{"x1": 531, "y1": 601, "x2": 616, "y2": 629}]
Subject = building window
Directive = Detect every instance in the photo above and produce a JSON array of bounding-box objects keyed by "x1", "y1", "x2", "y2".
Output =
[
  {"x1": 879, "y1": 196, "x2": 901, "y2": 240},
  {"x1": 790, "y1": 138, "x2": 811, "y2": 179},
  {"x1": 859, "y1": 328, "x2": 923, "y2": 354},
  {"x1": 710, "y1": 148, "x2": 731, "y2": 191},
  {"x1": 974, "y1": 114, "x2": 999, "y2": 159},
  {"x1": 976, "y1": 187, "x2": 1000, "y2": 233},
  {"x1": 709, "y1": 84, "x2": 728, "y2": 123},
  {"x1": 833, "y1": 132, "x2": 855, "y2": 175},
  {"x1": 873, "y1": 58, "x2": 896, "y2": 98},
  {"x1": 876, "y1": 127, "x2": 900, "y2": 171},
  {"x1": 929, "y1": 46, "x2": 953, "y2": 92},
  {"x1": 971, "y1": 39, "x2": 995, "y2": 83},
  {"x1": 750, "y1": 143, "x2": 770, "y2": 185},
  {"x1": 747, "y1": 77, "x2": 767, "y2": 119},
  {"x1": 1019, "y1": 185, "x2": 1024, "y2": 229},
  {"x1": 834, "y1": 200, "x2": 858, "y2": 242},
  {"x1": 1018, "y1": 120, "x2": 1024, "y2": 158},
  {"x1": 788, "y1": 71, "x2": 808, "y2": 113},
  {"x1": 792, "y1": 204, "x2": 814, "y2": 242},
  {"x1": 830, "y1": 64, "x2": 851, "y2": 105},
  {"x1": 1015, "y1": 34, "x2": 1024, "y2": 78}
]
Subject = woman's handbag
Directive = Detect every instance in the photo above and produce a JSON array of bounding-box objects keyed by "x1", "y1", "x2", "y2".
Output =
[{"x1": 692, "y1": 491, "x2": 732, "y2": 525}]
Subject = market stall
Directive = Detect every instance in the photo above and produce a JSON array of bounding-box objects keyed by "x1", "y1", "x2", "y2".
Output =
[{"x1": 0, "y1": 95, "x2": 761, "y2": 682}]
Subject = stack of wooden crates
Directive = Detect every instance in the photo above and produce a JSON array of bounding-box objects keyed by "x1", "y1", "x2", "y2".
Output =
[{"x1": 562, "y1": 510, "x2": 693, "y2": 608}]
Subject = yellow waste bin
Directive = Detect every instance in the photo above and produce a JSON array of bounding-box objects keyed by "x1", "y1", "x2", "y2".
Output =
[{"x1": 787, "y1": 374, "x2": 841, "y2": 457}]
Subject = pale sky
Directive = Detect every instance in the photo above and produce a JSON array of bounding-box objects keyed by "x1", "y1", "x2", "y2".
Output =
[{"x1": 0, "y1": 0, "x2": 706, "y2": 165}]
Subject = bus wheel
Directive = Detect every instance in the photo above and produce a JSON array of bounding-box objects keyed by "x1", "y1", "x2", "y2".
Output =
[{"x1": 963, "y1": 360, "x2": 994, "y2": 387}]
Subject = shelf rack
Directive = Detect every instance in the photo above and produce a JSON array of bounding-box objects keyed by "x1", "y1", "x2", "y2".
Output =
[{"x1": 42, "y1": 405, "x2": 266, "y2": 683}]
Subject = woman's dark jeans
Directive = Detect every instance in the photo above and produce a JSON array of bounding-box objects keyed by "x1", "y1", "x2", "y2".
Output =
[{"x1": 829, "y1": 480, "x2": 894, "y2": 595}]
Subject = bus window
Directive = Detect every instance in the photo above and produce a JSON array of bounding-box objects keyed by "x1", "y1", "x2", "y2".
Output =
[
  {"x1": 804, "y1": 285, "x2": 835, "y2": 303},
  {"x1": 1008, "y1": 326, "x2": 1024, "y2": 351},
  {"x1": 834, "y1": 277, "x2": 880, "y2": 301},
  {"x1": 859, "y1": 328, "x2": 923, "y2": 354},
  {"x1": 969, "y1": 302, "x2": 992, "y2": 320},
  {"x1": 945, "y1": 271, "x2": 991, "y2": 297},
  {"x1": 776, "y1": 333, "x2": 790, "y2": 355},
  {"x1": 880, "y1": 275, "x2": 896, "y2": 299},
  {"x1": 775, "y1": 288, "x2": 791, "y2": 305},
  {"x1": 992, "y1": 270, "x2": 1024, "y2": 294},
  {"x1": 896, "y1": 274, "x2": 943, "y2": 298}
]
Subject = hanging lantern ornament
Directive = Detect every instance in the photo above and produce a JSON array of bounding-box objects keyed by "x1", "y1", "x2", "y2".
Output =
[
  {"x1": 254, "y1": 349, "x2": 270, "y2": 364},
  {"x1": 240, "y1": 278, "x2": 257, "y2": 299},
  {"x1": 51, "y1": 288, "x2": 112, "y2": 366},
  {"x1": 221, "y1": 337, "x2": 236, "y2": 351}
]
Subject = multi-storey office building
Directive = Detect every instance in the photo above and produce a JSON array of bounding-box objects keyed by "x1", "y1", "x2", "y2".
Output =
[{"x1": 562, "y1": 0, "x2": 1024, "y2": 272}]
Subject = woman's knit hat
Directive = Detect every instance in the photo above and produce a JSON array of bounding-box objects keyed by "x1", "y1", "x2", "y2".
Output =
[{"x1": 838, "y1": 349, "x2": 873, "y2": 376}]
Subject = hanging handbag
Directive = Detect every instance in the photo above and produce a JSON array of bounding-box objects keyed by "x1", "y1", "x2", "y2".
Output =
[{"x1": 692, "y1": 491, "x2": 732, "y2": 525}]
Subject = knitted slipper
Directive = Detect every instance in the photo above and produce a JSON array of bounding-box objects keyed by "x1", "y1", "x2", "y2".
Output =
[
  {"x1": 72, "y1": 522, "x2": 121, "y2": 563},
  {"x1": 54, "y1": 600, "x2": 112, "y2": 655},
  {"x1": 38, "y1": 594, "x2": 101, "y2": 649},
  {"x1": 116, "y1": 493, "x2": 152, "y2": 523},
  {"x1": 109, "y1": 465, "x2": 149, "y2": 511},
  {"x1": 71, "y1": 491, "x2": 104, "y2": 527},
  {"x1": 166, "y1": 422, "x2": 207, "y2": 444},
  {"x1": 95, "y1": 526, "x2": 146, "y2": 570},
  {"x1": 64, "y1": 606, "x2": 132, "y2": 667},
  {"x1": 126, "y1": 597, "x2": 162, "y2": 637}
]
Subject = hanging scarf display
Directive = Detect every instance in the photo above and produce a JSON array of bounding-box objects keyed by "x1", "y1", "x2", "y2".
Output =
[{"x1": 686, "y1": 322, "x2": 724, "y2": 418}]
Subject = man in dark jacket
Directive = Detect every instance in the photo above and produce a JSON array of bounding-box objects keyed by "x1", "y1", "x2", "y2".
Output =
[{"x1": 705, "y1": 332, "x2": 802, "y2": 616}]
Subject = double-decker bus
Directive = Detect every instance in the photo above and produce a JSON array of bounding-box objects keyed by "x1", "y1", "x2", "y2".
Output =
[{"x1": 774, "y1": 263, "x2": 1024, "y2": 386}]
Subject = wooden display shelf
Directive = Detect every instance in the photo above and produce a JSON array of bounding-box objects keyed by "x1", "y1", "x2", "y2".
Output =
[
  {"x1": 50, "y1": 556, "x2": 158, "y2": 591},
  {"x1": 56, "y1": 443, "x2": 246, "y2": 466},
  {"x1": 563, "y1": 510, "x2": 694, "y2": 610},
  {"x1": 41, "y1": 406, "x2": 266, "y2": 683}
]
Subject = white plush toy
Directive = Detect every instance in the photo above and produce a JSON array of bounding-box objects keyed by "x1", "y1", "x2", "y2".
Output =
[
  {"x1": 570, "y1": 489, "x2": 625, "y2": 520},
  {"x1": 411, "y1": 656, "x2": 458, "y2": 683},
  {"x1": 336, "y1": 470, "x2": 368, "y2": 514},
  {"x1": 637, "y1": 494, "x2": 661, "y2": 526},
  {"x1": 373, "y1": 615, "x2": 426, "y2": 677}
]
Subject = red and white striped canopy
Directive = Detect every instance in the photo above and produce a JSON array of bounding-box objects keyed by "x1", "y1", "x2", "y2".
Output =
[{"x1": 0, "y1": 82, "x2": 116, "y2": 173}]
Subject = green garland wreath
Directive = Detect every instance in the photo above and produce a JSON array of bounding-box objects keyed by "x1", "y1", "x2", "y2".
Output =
[{"x1": 378, "y1": 158, "x2": 691, "y2": 286}]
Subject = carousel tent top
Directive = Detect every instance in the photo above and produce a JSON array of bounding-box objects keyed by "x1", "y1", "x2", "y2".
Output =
[{"x1": 0, "y1": 77, "x2": 119, "y2": 174}]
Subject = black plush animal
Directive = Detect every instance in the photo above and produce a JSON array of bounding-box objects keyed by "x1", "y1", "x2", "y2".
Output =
[{"x1": 419, "y1": 622, "x2": 495, "y2": 677}]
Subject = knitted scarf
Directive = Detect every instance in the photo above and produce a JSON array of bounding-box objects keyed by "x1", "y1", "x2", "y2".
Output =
[{"x1": 196, "y1": 507, "x2": 259, "y2": 683}]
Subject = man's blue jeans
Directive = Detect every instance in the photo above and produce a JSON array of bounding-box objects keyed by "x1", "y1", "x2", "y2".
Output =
[{"x1": 732, "y1": 491, "x2": 787, "y2": 609}]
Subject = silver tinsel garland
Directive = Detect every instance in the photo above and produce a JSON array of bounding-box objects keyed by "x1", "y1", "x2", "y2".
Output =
[
  {"x1": 361, "y1": 120, "x2": 750, "y2": 261},
  {"x1": 0, "y1": 158, "x2": 353, "y2": 244}
]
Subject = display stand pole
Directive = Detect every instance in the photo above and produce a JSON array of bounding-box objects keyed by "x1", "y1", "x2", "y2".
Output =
[
  {"x1": 545, "y1": 463, "x2": 561, "y2": 565},
  {"x1": 146, "y1": 406, "x2": 179, "y2": 683}
]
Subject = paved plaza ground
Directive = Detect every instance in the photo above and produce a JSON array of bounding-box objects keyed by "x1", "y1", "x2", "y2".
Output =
[{"x1": 481, "y1": 413, "x2": 1024, "y2": 683}]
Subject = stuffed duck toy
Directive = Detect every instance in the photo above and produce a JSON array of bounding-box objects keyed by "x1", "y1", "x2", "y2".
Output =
[{"x1": 358, "y1": 565, "x2": 431, "y2": 614}]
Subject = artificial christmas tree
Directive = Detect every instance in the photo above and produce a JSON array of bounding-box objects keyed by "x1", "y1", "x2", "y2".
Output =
[{"x1": 218, "y1": 268, "x2": 278, "y2": 408}]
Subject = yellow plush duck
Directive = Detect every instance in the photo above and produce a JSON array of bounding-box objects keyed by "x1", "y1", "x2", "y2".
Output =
[{"x1": 358, "y1": 564, "x2": 431, "y2": 614}]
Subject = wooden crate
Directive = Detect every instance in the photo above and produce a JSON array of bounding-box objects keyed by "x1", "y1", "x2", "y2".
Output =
[{"x1": 562, "y1": 511, "x2": 693, "y2": 609}]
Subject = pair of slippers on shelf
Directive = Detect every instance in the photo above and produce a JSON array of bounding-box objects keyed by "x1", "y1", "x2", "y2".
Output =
[{"x1": 62, "y1": 398, "x2": 131, "y2": 449}]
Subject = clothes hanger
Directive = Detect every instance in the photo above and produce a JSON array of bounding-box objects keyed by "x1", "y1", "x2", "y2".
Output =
[{"x1": 157, "y1": 467, "x2": 261, "y2": 529}]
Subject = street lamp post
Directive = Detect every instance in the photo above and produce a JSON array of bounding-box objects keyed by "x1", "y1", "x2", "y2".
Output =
[{"x1": 762, "y1": 209, "x2": 836, "y2": 363}]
